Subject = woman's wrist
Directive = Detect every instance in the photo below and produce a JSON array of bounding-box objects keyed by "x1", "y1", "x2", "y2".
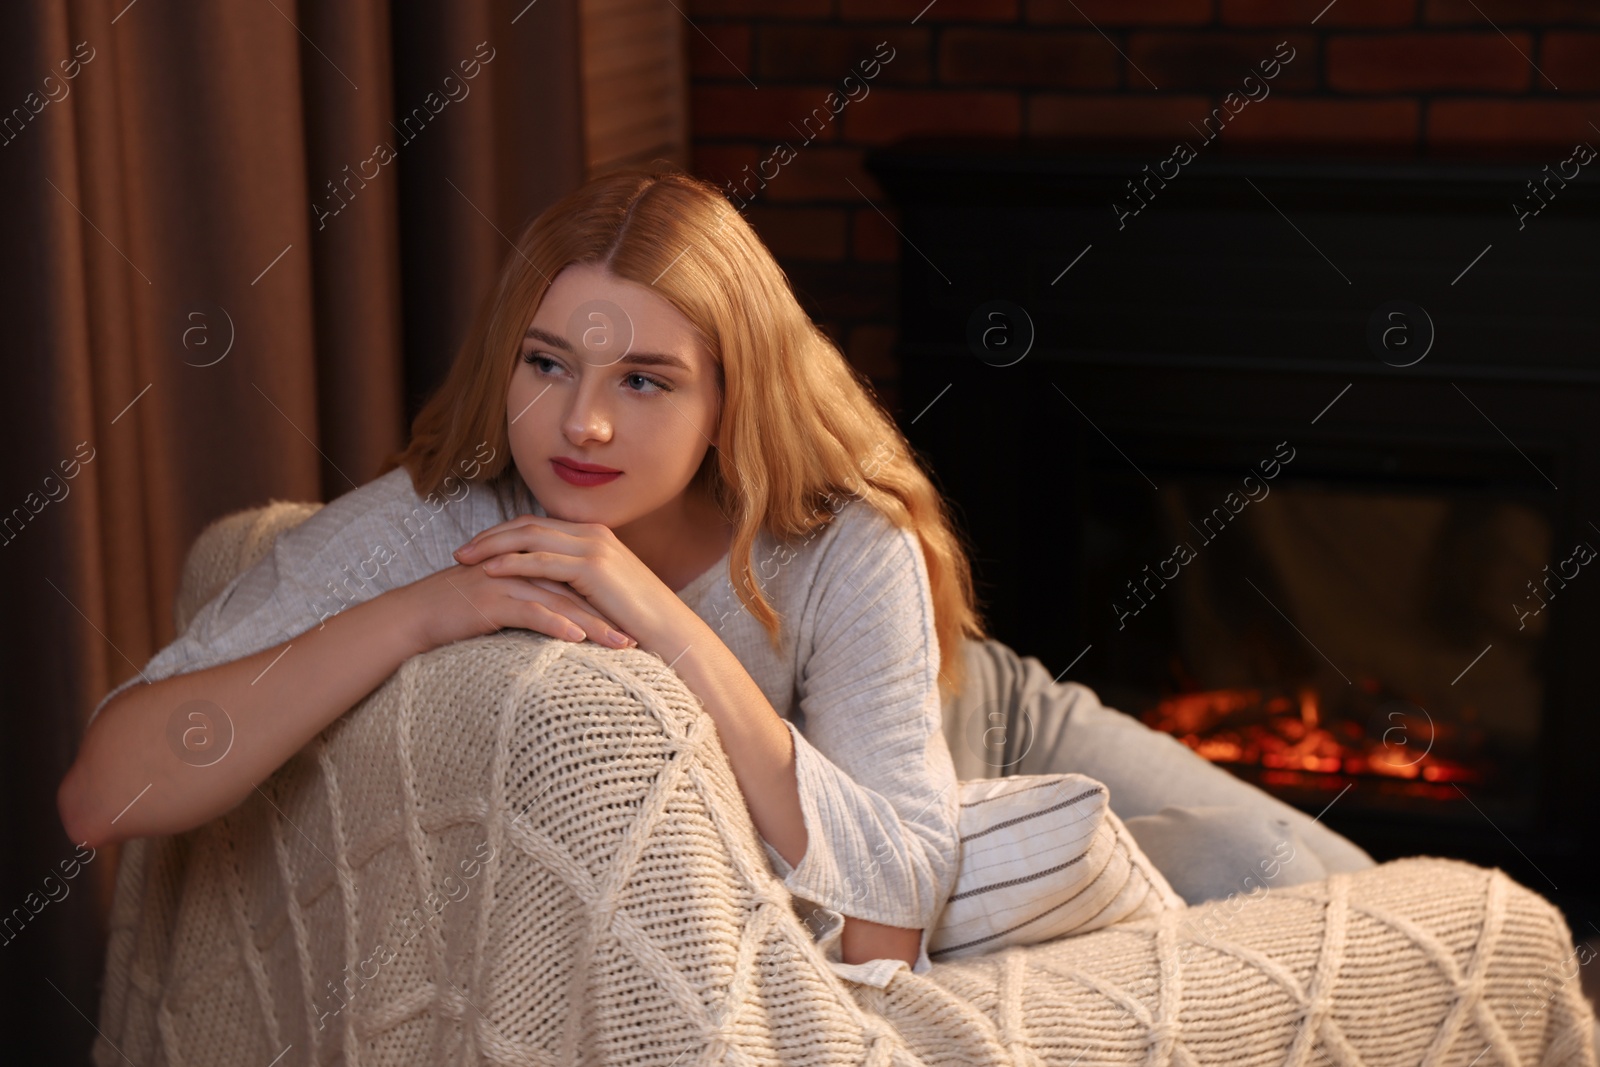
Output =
[
  {"x1": 632, "y1": 597, "x2": 711, "y2": 664},
  {"x1": 388, "y1": 579, "x2": 448, "y2": 659},
  {"x1": 839, "y1": 916, "x2": 922, "y2": 968}
]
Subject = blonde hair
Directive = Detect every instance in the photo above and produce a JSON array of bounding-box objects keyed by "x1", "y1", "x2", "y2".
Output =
[{"x1": 382, "y1": 163, "x2": 987, "y2": 698}]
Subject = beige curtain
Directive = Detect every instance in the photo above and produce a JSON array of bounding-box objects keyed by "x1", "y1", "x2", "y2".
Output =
[{"x1": 0, "y1": 0, "x2": 686, "y2": 1056}]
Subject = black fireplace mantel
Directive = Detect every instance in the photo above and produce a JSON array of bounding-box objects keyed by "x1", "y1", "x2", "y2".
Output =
[
  {"x1": 866, "y1": 136, "x2": 1599, "y2": 927},
  {"x1": 867, "y1": 135, "x2": 1600, "y2": 384}
]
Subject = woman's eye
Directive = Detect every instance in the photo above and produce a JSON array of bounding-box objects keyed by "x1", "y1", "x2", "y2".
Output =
[
  {"x1": 522, "y1": 351, "x2": 562, "y2": 374},
  {"x1": 624, "y1": 372, "x2": 671, "y2": 394}
]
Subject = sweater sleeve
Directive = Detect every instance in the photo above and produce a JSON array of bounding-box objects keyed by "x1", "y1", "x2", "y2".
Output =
[
  {"x1": 84, "y1": 469, "x2": 492, "y2": 729},
  {"x1": 84, "y1": 530, "x2": 325, "y2": 729},
  {"x1": 752, "y1": 500, "x2": 961, "y2": 980}
]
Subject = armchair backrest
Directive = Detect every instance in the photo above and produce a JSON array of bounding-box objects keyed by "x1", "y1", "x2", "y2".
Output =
[{"x1": 173, "y1": 500, "x2": 323, "y2": 634}]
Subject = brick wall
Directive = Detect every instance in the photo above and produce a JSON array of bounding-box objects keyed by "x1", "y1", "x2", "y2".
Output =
[{"x1": 685, "y1": 0, "x2": 1600, "y2": 411}]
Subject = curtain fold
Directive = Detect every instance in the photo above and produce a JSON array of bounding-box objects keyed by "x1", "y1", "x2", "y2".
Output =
[{"x1": 0, "y1": 2, "x2": 585, "y2": 1059}]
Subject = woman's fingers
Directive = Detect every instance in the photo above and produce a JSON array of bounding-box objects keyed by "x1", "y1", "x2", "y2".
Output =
[
  {"x1": 521, "y1": 601, "x2": 588, "y2": 643},
  {"x1": 455, "y1": 518, "x2": 590, "y2": 566},
  {"x1": 518, "y1": 575, "x2": 591, "y2": 605},
  {"x1": 504, "y1": 576, "x2": 635, "y2": 648},
  {"x1": 518, "y1": 576, "x2": 619, "y2": 631},
  {"x1": 416, "y1": 561, "x2": 630, "y2": 652}
]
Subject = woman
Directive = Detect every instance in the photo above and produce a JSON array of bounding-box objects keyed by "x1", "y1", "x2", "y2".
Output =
[
  {"x1": 59, "y1": 164, "x2": 988, "y2": 980},
  {"x1": 58, "y1": 162, "x2": 1375, "y2": 986}
]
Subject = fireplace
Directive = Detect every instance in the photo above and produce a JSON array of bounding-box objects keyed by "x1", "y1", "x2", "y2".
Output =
[
  {"x1": 1086, "y1": 441, "x2": 1543, "y2": 819},
  {"x1": 868, "y1": 137, "x2": 1600, "y2": 926}
]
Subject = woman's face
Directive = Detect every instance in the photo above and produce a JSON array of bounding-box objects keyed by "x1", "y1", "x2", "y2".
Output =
[{"x1": 505, "y1": 262, "x2": 721, "y2": 528}]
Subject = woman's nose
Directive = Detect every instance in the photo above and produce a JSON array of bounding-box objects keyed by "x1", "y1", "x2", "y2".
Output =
[{"x1": 563, "y1": 384, "x2": 612, "y2": 442}]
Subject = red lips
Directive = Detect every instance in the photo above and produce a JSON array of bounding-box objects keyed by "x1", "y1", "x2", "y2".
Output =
[
  {"x1": 552, "y1": 456, "x2": 621, "y2": 473},
  {"x1": 551, "y1": 458, "x2": 622, "y2": 487}
]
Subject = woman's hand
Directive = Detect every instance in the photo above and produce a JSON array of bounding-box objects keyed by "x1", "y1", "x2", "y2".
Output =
[
  {"x1": 449, "y1": 515, "x2": 697, "y2": 658},
  {"x1": 400, "y1": 556, "x2": 638, "y2": 654}
]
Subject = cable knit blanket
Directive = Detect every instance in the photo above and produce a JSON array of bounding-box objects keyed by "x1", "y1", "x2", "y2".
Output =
[{"x1": 93, "y1": 506, "x2": 1599, "y2": 1066}]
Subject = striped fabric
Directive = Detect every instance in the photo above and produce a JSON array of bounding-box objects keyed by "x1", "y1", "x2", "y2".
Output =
[{"x1": 928, "y1": 773, "x2": 1186, "y2": 961}]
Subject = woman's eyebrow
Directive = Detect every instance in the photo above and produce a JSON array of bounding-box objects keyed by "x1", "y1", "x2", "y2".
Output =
[{"x1": 524, "y1": 324, "x2": 692, "y2": 372}]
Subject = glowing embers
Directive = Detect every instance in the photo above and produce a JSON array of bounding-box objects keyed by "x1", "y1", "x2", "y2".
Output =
[{"x1": 1140, "y1": 677, "x2": 1490, "y2": 795}]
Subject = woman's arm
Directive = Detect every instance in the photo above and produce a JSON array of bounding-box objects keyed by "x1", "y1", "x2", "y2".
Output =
[
  {"x1": 59, "y1": 588, "x2": 429, "y2": 849},
  {"x1": 663, "y1": 610, "x2": 924, "y2": 968},
  {"x1": 59, "y1": 560, "x2": 630, "y2": 849},
  {"x1": 838, "y1": 917, "x2": 922, "y2": 968},
  {"x1": 774, "y1": 500, "x2": 961, "y2": 971}
]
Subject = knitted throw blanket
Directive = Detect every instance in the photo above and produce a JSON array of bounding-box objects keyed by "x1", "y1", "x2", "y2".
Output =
[{"x1": 93, "y1": 508, "x2": 1599, "y2": 1066}]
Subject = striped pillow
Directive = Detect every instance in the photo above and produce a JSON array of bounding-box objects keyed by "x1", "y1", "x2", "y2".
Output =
[{"x1": 928, "y1": 773, "x2": 1186, "y2": 962}]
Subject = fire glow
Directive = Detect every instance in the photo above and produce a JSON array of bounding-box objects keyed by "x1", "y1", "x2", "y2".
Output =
[{"x1": 1140, "y1": 682, "x2": 1486, "y2": 787}]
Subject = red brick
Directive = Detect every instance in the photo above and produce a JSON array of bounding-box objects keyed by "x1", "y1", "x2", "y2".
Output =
[
  {"x1": 692, "y1": 86, "x2": 845, "y2": 141},
  {"x1": 689, "y1": 144, "x2": 764, "y2": 191},
  {"x1": 758, "y1": 27, "x2": 930, "y2": 83},
  {"x1": 1029, "y1": 0, "x2": 1214, "y2": 25},
  {"x1": 1425, "y1": 0, "x2": 1600, "y2": 23},
  {"x1": 702, "y1": 145, "x2": 878, "y2": 206},
  {"x1": 852, "y1": 207, "x2": 900, "y2": 261},
  {"x1": 687, "y1": 0, "x2": 832, "y2": 16},
  {"x1": 688, "y1": 23, "x2": 753, "y2": 81},
  {"x1": 842, "y1": 0, "x2": 1018, "y2": 20},
  {"x1": 787, "y1": 262, "x2": 898, "y2": 321},
  {"x1": 841, "y1": 89, "x2": 1022, "y2": 142},
  {"x1": 695, "y1": 147, "x2": 809, "y2": 209},
  {"x1": 847, "y1": 324, "x2": 900, "y2": 380},
  {"x1": 1221, "y1": 0, "x2": 1413, "y2": 25},
  {"x1": 1127, "y1": 33, "x2": 1317, "y2": 90},
  {"x1": 940, "y1": 29, "x2": 1120, "y2": 86},
  {"x1": 1430, "y1": 100, "x2": 1600, "y2": 146},
  {"x1": 744, "y1": 205, "x2": 849, "y2": 261},
  {"x1": 1542, "y1": 32, "x2": 1600, "y2": 91},
  {"x1": 1027, "y1": 94, "x2": 1216, "y2": 138},
  {"x1": 758, "y1": 146, "x2": 883, "y2": 202},
  {"x1": 1220, "y1": 96, "x2": 1418, "y2": 142},
  {"x1": 1328, "y1": 33, "x2": 1533, "y2": 91}
]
